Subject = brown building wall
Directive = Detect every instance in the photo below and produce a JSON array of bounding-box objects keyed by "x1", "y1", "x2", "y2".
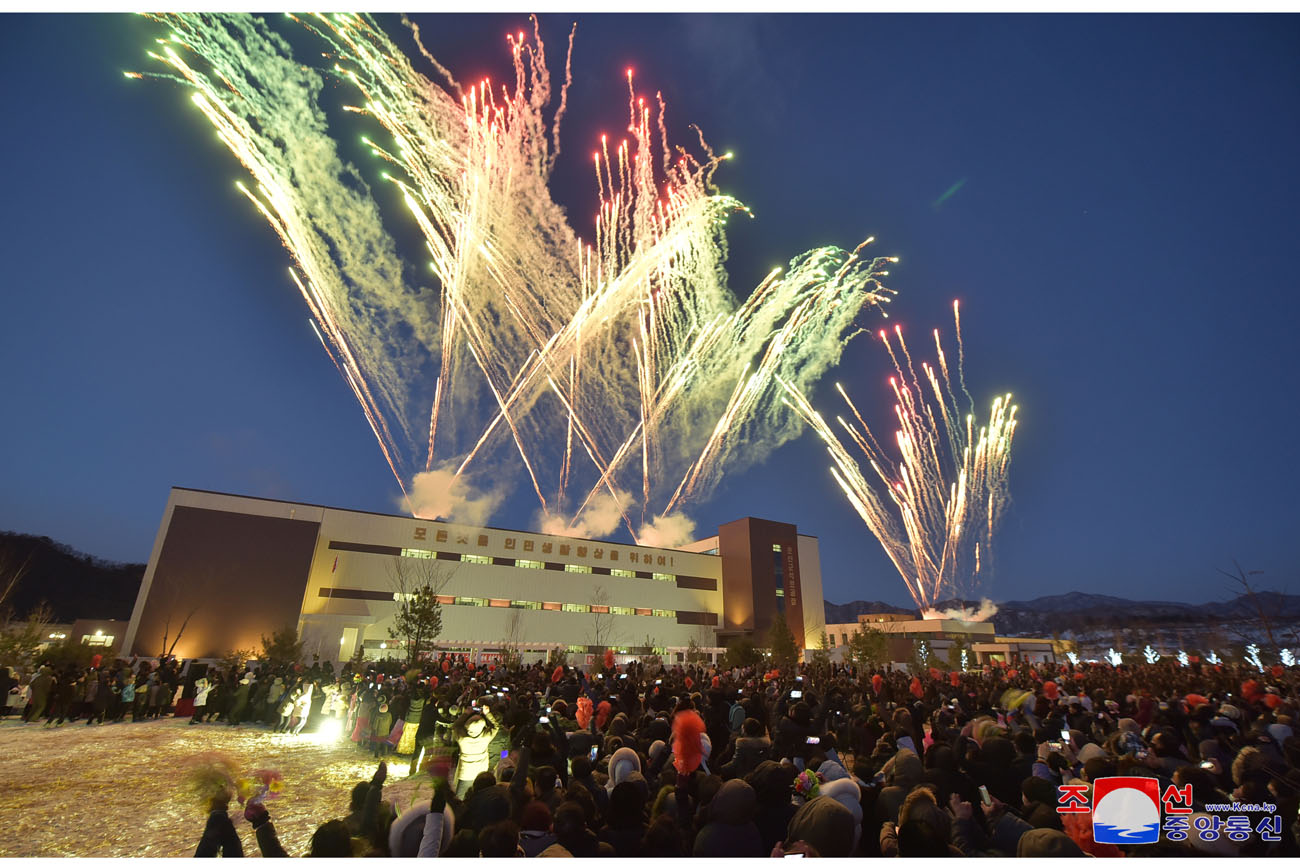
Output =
[
  {"x1": 718, "y1": 517, "x2": 804, "y2": 647},
  {"x1": 130, "y1": 505, "x2": 320, "y2": 659}
]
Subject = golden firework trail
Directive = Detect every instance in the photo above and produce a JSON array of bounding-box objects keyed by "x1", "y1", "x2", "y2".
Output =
[
  {"x1": 778, "y1": 301, "x2": 1019, "y2": 610},
  {"x1": 131, "y1": 13, "x2": 896, "y2": 540}
]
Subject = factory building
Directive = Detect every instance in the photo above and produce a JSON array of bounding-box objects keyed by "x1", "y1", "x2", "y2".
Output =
[{"x1": 124, "y1": 488, "x2": 826, "y2": 665}]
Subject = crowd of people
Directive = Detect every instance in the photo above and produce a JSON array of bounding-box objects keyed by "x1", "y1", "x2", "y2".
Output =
[{"x1": 169, "y1": 650, "x2": 1300, "y2": 857}]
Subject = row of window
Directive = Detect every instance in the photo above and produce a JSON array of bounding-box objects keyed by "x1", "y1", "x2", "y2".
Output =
[
  {"x1": 405, "y1": 529, "x2": 679, "y2": 567},
  {"x1": 442, "y1": 595, "x2": 676, "y2": 617},
  {"x1": 400, "y1": 548, "x2": 683, "y2": 584}
]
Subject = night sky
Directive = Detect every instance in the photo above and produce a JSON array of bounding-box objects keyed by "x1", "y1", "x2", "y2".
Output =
[{"x1": 2, "y1": 13, "x2": 1297, "y2": 608}]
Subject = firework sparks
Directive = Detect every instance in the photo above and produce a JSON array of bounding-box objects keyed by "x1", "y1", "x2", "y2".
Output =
[
  {"x1": 133, "y1": 13, "x2": 896, "y2": 540},
  {"x1": 779, "y1": 302, "x2": 1018, "y2": 611}
]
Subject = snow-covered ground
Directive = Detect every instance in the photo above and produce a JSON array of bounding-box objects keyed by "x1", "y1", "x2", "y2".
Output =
[{"x1": 0, "y1": 716, "x2": 428, "y2": 857}]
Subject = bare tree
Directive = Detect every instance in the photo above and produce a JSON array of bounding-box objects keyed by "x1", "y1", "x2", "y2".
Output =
[
  {"x1": 588, "y1": 586, "x2": 617, "y2": 650},
  {"x1": 388, "y1": 556, "x2": 454, "y2": 665},
  {"x1": 1220, "y1": 560, "x2": 1280, "y2": 656},
  {"x1": 501, "y1": 609, "x2": 526, "y2": 670},
  {"x1": 157, "y1": 568, "x2": 202, "y2": 659}
]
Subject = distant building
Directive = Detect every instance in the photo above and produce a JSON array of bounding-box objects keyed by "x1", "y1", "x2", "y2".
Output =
[
  {"x1": 823, "y1": 613, "x2": 1057, "y2": 667},
  {"x1": 123, "y1": 488, "x2": 826, "y2": 665}
]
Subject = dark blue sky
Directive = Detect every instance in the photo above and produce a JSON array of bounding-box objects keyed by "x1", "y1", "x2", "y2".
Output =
[{"x1": 2, "y1": 13, "x2": 1297, "y2": 607}]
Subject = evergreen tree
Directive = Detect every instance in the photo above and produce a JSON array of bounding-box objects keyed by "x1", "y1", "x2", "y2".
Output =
[
  {"x1": 388, "y1": 585, "x2": 442, "y2": 666},
  {"x1": 261, "y1": 626, "x2": 304, "y2": 666},
  {"x1": 846, "y1": 623, "x2": 890, "y2": 671},
  {"x1": 767, "y1": 614, "x2": 800, "y2": 670}
]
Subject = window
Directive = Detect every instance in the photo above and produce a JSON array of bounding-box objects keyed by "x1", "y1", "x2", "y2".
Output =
[
  {"x1": 562, "y1": 603, "x2": 590, "y2": 613},
  {"x1": 635, "y1": 608, "x2": 652, "y2": 616},
  {"x1": 462, "y1": 553, "x2": 491, "y2": 565},
  {"x1": 516, "y1": 559, "x2": 544, "y2": 569},
  {"x1": 488, "y1": 599, "x2": 510, "y2": 608},
  {"x1": 775, "y1": 588, "x2": 785, "y2": 597},
  {"x1": 591, "y1": 605, "x2": 610, "y2": 614},
  {"x1": 828, "y1": 633, "x2": 836, "y2": 648},
  {"x1": 456, "y1": 597, "x2": 488, "y2": 606},
  {"x1": 401, "y1": 548, "x2": 433, "y2": 559},
  {"x1": 611, "y1": 568, "x2": 635, "y2": 578},
  {"x1": 652, "y1": 572, "x2": 674, "y2": 582},
  {"x1": 772, "y1": 544, "x2": 783, "y2": 552},
  {"x1": 510, "y1": 600, "x2": 542, "y2": 610},
  {"x1": 542, "y1": 602, "x2": 562, "y2": 611},
  {"x1": 611, "y1": 606, "x2": 635, "y2": 616},
  {"x1": 652, "y1": 609, "x2": 674, "y2": 618},
  {"x1": 565, "y1": 564, "x2": 592, "y2": 574}
]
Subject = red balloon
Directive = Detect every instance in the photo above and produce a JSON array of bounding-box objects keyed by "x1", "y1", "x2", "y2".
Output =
[
  {"x1": 488, "y1": 664, "x2": 496, "y2": 672},
  {"x1": 1043, "y1": 681, "x2": 1059, "y2": 700},
  {"x1": 1073, "y1": 672, "x2": 1085, "y2": 681},
  {"x1": 910, "y1": 676, "x2": 924, "y2": 699},
  {"x1": 929, "y1": 667, "x2": 941, "y2": 681},
  {"x1": 949, "y1": 671, "x2": 961, "y2": 687},
  {"x1": 872, "y1": 674, "x2": 883, "y2": 695},
  {"x1": 1264, "y1": 693, "x2": 1283, "y2": 710}
]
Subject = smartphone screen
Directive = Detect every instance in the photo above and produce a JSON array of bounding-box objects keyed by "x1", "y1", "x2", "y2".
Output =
[
  {"x1": 805, "y1": 736, "x2": 820, "y2": 745},
  {"x1": 979, "y1": 785, "x2": 992, "y2": 806},
  {"x1": 790, "y1": 690, "x2": 802, "y2": 699},
  {"x1": 539, "y1": 714, "x2": 549, "y2": 723},
  {"x1": 1061, "y1": 729, "x2": 1071, "y2": 742},
  {"x1": 589, "y1": 745, "x2": 599, "y2": 760},
  {"x1": 500, "y1": 750, "x2": 509, "y2": 759}
]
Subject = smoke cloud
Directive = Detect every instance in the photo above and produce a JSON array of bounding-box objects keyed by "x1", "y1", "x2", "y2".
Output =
[
  {"x1": 537, "y1": 491, "x2": 633, "y2": 539},
  {"x1": 407, "y1": 466, "x2": 501, "y2": 526},
  {"x1": 636, "y1": 513, "x2": 697, "y2": 549},
  {"x1": 922, "y1": 598, "x2": 999, "y2": 623}
]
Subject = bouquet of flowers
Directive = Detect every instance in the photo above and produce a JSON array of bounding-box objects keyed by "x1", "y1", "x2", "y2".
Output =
[{"x1": 236, "y1": 769, "x2": 285, "y2": 806}]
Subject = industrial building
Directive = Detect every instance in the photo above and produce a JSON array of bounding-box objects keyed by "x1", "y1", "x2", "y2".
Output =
[{"x1": 124, "y1": 488, "x2": 826, "y2": 665}]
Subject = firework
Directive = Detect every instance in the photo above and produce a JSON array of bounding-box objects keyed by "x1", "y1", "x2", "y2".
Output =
[
  {"x1": 779, "y1": 302, "x2": 1018, "y2": 611},
  {"x1": 129, "y1": 14, "x2": 895, "y2": 540}
]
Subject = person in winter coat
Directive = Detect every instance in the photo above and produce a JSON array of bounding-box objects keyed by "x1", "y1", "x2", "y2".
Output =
[
  {"x1": 451, "y1": 705, "x2": 498, "y2": 797},
  {"x1": 785, "y1": 795, "x2": 856, "y2": 857},
  {"x1": 24, "y1": 666, "x2": 53, "y2": 724},
  {"x1": 88, "y1": 670, "x2": 111, "y2": 725},
  {"x1": 693, "y1": 778, "x2": 765, "y2": 857},
  {"x1": 744, "y1": 760, "x2": 798, "y2": 854},
  {"x1": 292, "y1": 681, "x2": 314, "y2": 735},
  {"x1": 190, "y1": 675, "x2": 212, "y2": 725},
  {"x1": 721, "y1": 718, "x2": 773, "y2": 779},
  {"x1": 597, "y1": 780, "x2": 647, "y2": 856},
  {"x1": 539, "y1": 801, "x2": 615, "y2": 857},
  {"x1": 227, "y1": 675, "x2": 251, "y2": 726},
  {"x1": 518, "y1": 801, "x2": 557, "y2": 857}
]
